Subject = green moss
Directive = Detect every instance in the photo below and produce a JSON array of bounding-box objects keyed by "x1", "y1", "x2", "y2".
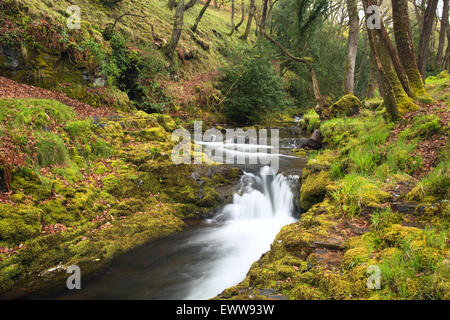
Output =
[
  {"x1": 363, "y1": 98, "x2": 384, "y2": 111},
  {"x1": 330, "y1": 174, "x2": 392, "y2": 216},
  {"x1": 407, "y1": 160, "x2": 450, "y2": 203},
  {"x1": 156, "y1": 114, "x2": 177, "y2": 132},
  {"x1": 65, "y1": 120, "x2": 93, "y2": 137},
  {"x1": 0, "y1": 204, "x2": 42, "y2": 245},
  {"x1": 300, "y1": 170, "x2": 330, "y2": 211},
  {"x1": 330, "y1": 94, "x2": 361, "y2": 117},
  {"x1": 341, "y1": 247, "x2": 370, "y2": 270},
  {"x1": 0, "y1": 99, "x2": 74, "y2": 129},
  {"x1": 299, "y1": 109, "x2": 320, "y2": 134},
  {"x1": 132, "y1": 127, "x2": 168, "y2": 142}
]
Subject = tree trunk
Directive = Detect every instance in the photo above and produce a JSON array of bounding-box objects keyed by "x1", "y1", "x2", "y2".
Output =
[
  {"x1": 392, "y1": 0, "x2": 431, "y2": 101},
  {"x1": 363, "y1": 0, "x2": 417, "y2": 120},
  {"x1": 164, "y1": 0, "x2": 185, "y2": 59},
  {"x1": 445, "y1": 29, "x2": 450, "y2": 71},
  {"x1": 184, "y1": 0, "x2": 198, "y2": 10},
  {"x1": 418, "y1": 0, "x2": 439, "y2": 79},
  {"x1": 367, "y1": 28, "x2": 399, "y2": 120},
  {"x1": 241, "y1": 0, "x2": 256, "y2": 40},
  {"x1": 343, "y1": 0, "x2": 359, "y2": 94},
  {"x1": 354, "y1": 37, "x2": 368, "y2": 91},
  {"x1": 191, "y1": 0, "x2": 212, "y2": 32},
  {"x1": 437, "y1": 0, "x2": 449, "y2": 68},
  {"x1": 235, "y1": 1, "x2": 245, "y2": 31},
  {"x1": 230, "y1": 0, "x2": 235, "y2": 33},
  {"x1": 380, "y1": 23, "x2": 413, "y2": 98},
  {"x1": 366, "y1": 54, "x2": 377, "y2": 99},
  {"x1": 260, "y1": 0, "x2": 269, "y2": 32}
]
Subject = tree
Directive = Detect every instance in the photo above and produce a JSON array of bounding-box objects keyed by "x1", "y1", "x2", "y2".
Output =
[
  {"x1": 230, "y1": 0, "x2": 245, "y2": 36},
  {"x1": 164, "y1": 0, "x2": 199, "y2": 59},
  {"x1": 363, "y1": 0, "x2": 417, "y2": 120},
  {"x1": 343, "y1": 0, "x2": 359, "y2": 94},
  {"x1": 261, "y1": 0, "x2": 329, "y2": 110},
  {"x1": 191, "y1": 0, "x2": 212, "y2": 32},
  {"x1": 218, "y1": 49, "x2": 288, "y2": 125},
  {"x1": 241, "y1": 0, "x2": 256, "y2": 40},
  {"x1": 437, "y1": 0, "x2": 449, "y2": 68},
  {"x1": 164, "y1": 0, "x2": 186, "y2": 59},
  {"x1": 260, "y1": 0, "x2": 269, "y2": 32},
  {"x1": 392, "y1": 0, "x2": 432, "y2": 102},
  {"x1": 418, "y1": 0, "x2": 439, "y2": 78}
]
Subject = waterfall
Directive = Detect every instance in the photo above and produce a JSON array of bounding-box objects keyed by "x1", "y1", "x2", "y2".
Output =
[
  {"x1": 221, "y1": 166, "x2": 294, "y2": 220},
  {"x1": 184, "y1": 166, "x2": 297, "y2": 299}
]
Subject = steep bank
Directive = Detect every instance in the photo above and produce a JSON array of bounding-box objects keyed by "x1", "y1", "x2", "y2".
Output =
[
  {"x1": 0, "y1": 0, "x2": 257, "y2": 122},
  {"x1": 0, "y1": 80, "x2": 242, "y2": 294},
  {"x1": 217, "y1": 72, "x2": 449, "y2": 300}
]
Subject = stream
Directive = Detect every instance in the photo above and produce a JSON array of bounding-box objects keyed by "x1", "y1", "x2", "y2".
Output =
[{"x1": 15, "y1": 125, "x2": 307, "y2": 300}]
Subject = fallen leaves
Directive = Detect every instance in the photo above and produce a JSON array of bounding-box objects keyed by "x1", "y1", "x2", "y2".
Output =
[{"x1": 0, "y1": 76, "x2": 115, "y2": 119}]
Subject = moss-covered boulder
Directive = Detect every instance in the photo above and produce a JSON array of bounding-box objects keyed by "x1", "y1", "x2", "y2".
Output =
[
  {"x1": 363, "y1": 98, "x2": 384, "y2": 111},
  {"x1": 300, "y1": 170, "x2": 331, "y2": 211},
  {"x1": 132, "y1": 127, "x2": 168, "y2": 142},
  {"x1": 156, "y1": 114, "x2": 177, "y2": 132},
  {"x1": 330, "y1": 94, "x2": 361, "y2": 117}
]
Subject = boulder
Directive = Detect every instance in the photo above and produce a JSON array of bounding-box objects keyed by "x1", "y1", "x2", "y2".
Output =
[
  {"x1": 330, "y1": 94, "x2": 361, "y2": 117},
  {"x1": 300, "y1": 170, "x2": 330, "y2": 211}
]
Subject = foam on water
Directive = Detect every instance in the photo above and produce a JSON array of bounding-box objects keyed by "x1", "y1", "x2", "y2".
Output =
[{"x1": 184, "y1": 166, "x2": 296, "y2": 299}]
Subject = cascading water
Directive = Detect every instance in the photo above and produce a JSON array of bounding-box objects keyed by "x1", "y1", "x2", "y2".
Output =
[
  {"x1": 183, "y1": 166, "x2": 296, "y2": 299},
  {"x1": 18, "y1": 140, "x2": 301, "y2": 300}
]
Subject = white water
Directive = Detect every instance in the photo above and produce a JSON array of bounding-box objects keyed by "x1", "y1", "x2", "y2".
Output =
[
  {"x1": 195, "y1": 139, "x2": 298, "y2": 165},
  {"x1": 184, "y1": 166, "x2": 297, "y2": 300}
]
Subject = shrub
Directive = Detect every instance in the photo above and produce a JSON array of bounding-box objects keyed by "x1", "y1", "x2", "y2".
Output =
[{"x1": 218, "y1": 49, "x2": 288, "y2": 125}]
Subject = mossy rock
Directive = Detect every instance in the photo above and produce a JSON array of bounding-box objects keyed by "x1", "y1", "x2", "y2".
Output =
[
  {"x1": 156, "y1": 114, "x2": 177, "y2": 132},
  {"x1": 300, "y1": 170, "x2": 331, "y2": 211},
  {"x1": 330, "y1": 94, "x2": 361, "y2": 118},
  {"x1": 341, "y1": 247, "x2": 371, "y2": 270},
  {"x1": 133, "y1": 127, "x2": 168, "y2": 142},
  {"x1": 363, "y1": 98, "x2": 384, "y2": 111}
]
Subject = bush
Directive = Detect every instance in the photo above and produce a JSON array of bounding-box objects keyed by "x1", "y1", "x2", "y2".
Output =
[{"x1": 218, "y1": 49, "x2": 288, "y2": 125}]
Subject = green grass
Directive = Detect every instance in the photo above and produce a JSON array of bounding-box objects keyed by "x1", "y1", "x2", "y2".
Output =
[{"x1": 35, "y1": 132, "x2": 70, "y2": 167}]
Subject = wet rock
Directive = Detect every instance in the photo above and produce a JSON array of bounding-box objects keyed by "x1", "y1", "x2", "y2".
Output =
[
  {"x1": 0, "y1": 46, "x2": 24, "y2": 70},
  {"x1": 311, "y1": 239, "x2": 345, "y2": 251},
  {"x1": 258, "y1": 288, "x2": 276, "y2": 296},
  {"x1": 289, "y1": 130, "x2": 323, "y2": 150},
  {"x1": 305, "y1": 129, "x2": 323, "y2": 150},
  {"x1": 267, "y1": 294, "x2": 289, "y2": 300},
  {"x1": 391, "y1": 202, "x2": 418, "y2": 214}
]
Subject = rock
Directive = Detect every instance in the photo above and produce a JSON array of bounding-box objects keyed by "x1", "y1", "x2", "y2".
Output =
[
  {"x1": 267, "y1": 294, "x2": 289, "y2": 300},
  {"x1": 391, "y1": 202, "x2": 418, "y2": 214},
  {"x1": 156, "y1": 114, "x2": 177, "y2": 132},
  {"x1": 0, "y1": 46, "x2": 24, "y2": 70},
  {"x1": 305, "y1": 129, "x2": 323, "y2": 150},
  {"x1": 300, "y1": 170, "x2": 330, "y2": 211},
  {"x1": 330, "y1": 94, "x2": 361, "y2": 117}
]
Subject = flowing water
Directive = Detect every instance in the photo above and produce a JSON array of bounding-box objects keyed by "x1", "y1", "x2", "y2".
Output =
[{"x1": 13, "y1": 133, "x2": 305, "y2": 300}]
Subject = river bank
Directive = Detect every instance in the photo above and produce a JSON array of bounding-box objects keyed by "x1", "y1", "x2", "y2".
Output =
[{"x1": 217, "y1": 73, "x2": 450, "y2": 300}]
